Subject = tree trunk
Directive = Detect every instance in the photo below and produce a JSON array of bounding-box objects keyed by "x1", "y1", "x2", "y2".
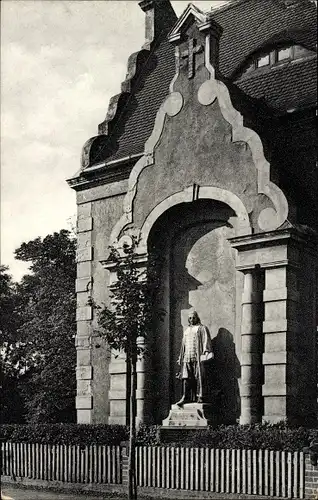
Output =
[
  {"x1": 128, "y1": 353, "x2": 137, "y2": 500},
  {"x1": 126, "y1": 354, "x2": 131, "y2": 426}
]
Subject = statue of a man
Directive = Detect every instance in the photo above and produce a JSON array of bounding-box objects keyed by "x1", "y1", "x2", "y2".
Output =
[{"x1": 176, "y1": 311, "x2": 213, "y2": 406}]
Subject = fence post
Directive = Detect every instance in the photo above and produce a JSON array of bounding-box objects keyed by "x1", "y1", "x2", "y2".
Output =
[{"x1": 121, "y1": 441, "x2": 129, "y2": 486}]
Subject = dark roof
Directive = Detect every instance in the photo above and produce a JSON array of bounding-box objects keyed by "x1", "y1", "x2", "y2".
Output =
[
  {"x1": 236, "y1": 57, "x2": 317, "y2": 112},
  {"x1": 90, "y1": 29, "x2": 175, "y2": 165},
  {"x1": 88, "y1": 0, "x2": 317, "y2": 167},
  {"x1": 212, "y1": 0, "x2": 316, "y2": 78}
]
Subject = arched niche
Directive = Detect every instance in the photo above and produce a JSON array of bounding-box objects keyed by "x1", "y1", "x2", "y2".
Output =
[{"x1": 146, "y1": 198, "x2": 242, "y2": 424}]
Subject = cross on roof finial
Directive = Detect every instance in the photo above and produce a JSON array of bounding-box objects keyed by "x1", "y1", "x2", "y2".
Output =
[{"x1": 181, "y1": 38, "x2": 203, "y2": 79}]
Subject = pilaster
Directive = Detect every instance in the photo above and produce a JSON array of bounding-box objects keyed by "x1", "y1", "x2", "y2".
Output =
[
  {"x1": 101, "y1": 252, "x2": 151, "y2": 425},
  {"x1": 262, "y1": 263, "x2": 299, "y2": 423},
  {"x1": 230, "y1": 227, "x2": 318, "y2": 425},
  {"x1": 239, "y1": 270, "x2": 264, "y2": 424},
  {"x1": 75, "y1": 202, "x2": 94, "y2": 424},
  {"x1": 108, "y1": 352, "x2": 127, "y2": 425}
]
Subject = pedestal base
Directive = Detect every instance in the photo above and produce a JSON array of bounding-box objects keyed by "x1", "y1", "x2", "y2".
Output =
[{"x1": 162, "y1": 403, "x2": 215, "y2": 428}]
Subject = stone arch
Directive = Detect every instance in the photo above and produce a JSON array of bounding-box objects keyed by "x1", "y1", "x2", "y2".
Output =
[{"x1": 136, "y1": 185, "x2": 251, "y2": 253}]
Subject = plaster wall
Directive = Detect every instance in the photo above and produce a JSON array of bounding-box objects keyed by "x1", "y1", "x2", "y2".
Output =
[
  {"x1": 134, "y1": 96, "x2": 259, "y2": 233},
  {"x1": 129, "y1": 38, "x2": 276, "y2": 237}
]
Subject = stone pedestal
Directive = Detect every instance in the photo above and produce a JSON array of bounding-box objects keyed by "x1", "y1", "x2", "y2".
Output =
[{"x1": 162, "y1": 403, "x2": 215, "y2": 428}]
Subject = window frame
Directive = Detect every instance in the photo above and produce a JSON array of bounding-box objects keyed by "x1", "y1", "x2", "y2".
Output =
[
  {"x1": 239, "y1": 43, "x2": 315, "y2": 78},
  {"x1": 274, "y1": 46, "x2": 292, "y2": 63}
]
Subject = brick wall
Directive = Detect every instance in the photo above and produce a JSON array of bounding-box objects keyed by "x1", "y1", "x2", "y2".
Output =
[
  {"x1": 305, "y1": 455, "x2": 318, "y2": 499},
  {"x1": 121, "y1": 445, "x2": 129, "y2": 486}
]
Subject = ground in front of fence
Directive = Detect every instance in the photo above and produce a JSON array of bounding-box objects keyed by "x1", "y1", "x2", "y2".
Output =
[{"x1": 1, "y1": 480, "x2": 299, "y2": 500}]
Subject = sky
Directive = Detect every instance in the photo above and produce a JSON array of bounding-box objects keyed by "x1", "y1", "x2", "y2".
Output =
[{"x1": 1, "y1": 0, "x2": 228, "y2": 281}]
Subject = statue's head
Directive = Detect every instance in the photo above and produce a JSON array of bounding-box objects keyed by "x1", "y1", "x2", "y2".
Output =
[{"x1": 188, "y1": 310, "x2": 201, "y2": 326}]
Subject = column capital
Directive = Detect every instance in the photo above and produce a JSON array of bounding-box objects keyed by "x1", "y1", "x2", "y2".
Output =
[
  {"x1": 229, "y1": 227, "x2": 317, "y2": 272},
  {"x1": 229, "y1": 226, "x2": 317, "y2": 253},
  {"x1": 100, "y1": 250, "x2": 149, "y2": 272}
]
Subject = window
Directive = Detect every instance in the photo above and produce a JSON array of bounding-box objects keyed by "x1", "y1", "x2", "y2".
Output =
[
  {"x1": 238, "y1": 43, "x2": 315, "y2": 78},
  {"x1": 277, "y1": 47, "x2": 291, "y2": 61},
  {"x1": 256, "y1": 54, "x2": 270, "y2": 67}
]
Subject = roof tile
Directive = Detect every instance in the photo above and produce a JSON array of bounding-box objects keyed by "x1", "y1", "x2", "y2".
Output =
[{"x1": 236, "y1": 57, "x2": 317, "y2": 111}]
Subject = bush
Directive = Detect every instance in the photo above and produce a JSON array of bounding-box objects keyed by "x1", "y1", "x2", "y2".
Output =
[
  {"x1": 1, "y1": 423, "x2": 317, "y2": 452},
  {"x1": 136, "y1": 423, "x2": 318, "y2": 451},
  {"x1": 0, "y1": 423, "x2": 161, "y2": 447},
  {"x1": 163, "y1": 424, "x2": 318, "y2": 451},
  {"x1": 136, "y1": 424, "x2": 161, "y2": 445},
  {"x1": 0, "y1": 424, "x2": 128, "y2": 446}
]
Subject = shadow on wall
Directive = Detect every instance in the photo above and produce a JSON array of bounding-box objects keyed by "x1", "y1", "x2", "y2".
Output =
[
  {"x1": 147, "y1": 200, "x2": 238, "y2": 422},
  {"x1": 207, "y1": 327, "x2": 241, "y2": 425},
  {"x1": 171, "y1": 217, "x2": 234, "y2": 406}
]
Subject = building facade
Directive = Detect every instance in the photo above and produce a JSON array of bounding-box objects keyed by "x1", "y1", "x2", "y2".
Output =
[{"x1": 68, "y1": 0, "x2": 317, "y2": 426}]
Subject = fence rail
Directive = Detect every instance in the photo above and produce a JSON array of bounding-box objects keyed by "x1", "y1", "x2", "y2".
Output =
[
  {"x1": 1, "y1": 442, "x2": 306, "y2": 498},
  {"x1": 1, "y1": 442, "x2": 122, "y2": 484}
]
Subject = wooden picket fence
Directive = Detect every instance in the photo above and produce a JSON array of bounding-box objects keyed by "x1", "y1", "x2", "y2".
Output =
[
  {"x1": 135, "y1": 446, "x2": 306, "y2": 498},
  {"x1": 1, "y1": 442, "x2": 306, "y2": 498},
  {"x1": 1, "y1": 442, "x2": 122, "y2": 484}
]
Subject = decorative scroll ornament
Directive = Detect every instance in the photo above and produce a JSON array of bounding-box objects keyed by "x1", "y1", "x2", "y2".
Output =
[{"x1": 197, "y1": 33, "x2": 289, "y2": 231}]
